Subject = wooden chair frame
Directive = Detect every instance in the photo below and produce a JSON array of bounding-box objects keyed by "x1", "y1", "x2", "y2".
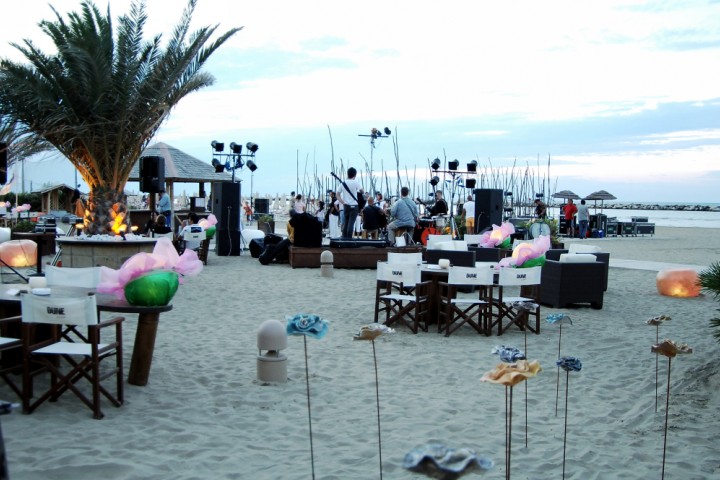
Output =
[
  {"x1": 21, "y1": 295, "x2": 124, "y2": 419},
  {"x1": 374, "y1": 263, "x2": 431, "y2": 333},
  {"x1": 489, "y1": 266, "x2": 542, "y2": 336},
  {"x1": 438, "y1": 266, "x2": 495, "y2": 336}
]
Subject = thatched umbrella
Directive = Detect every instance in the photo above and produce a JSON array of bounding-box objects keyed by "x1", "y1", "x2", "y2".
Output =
[{"x1": 583, "y1": 190, "x2": 617, "y2": 213}]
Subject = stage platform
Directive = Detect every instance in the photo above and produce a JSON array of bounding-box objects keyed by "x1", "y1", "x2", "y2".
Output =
[{"x1": 289, "y1": 245, "x2": 422, "y2": 269}]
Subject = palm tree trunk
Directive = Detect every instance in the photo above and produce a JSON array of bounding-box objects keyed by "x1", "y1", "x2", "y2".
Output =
[{"x1": 85, "y1": 187, "x2": 128, "y2": 235}]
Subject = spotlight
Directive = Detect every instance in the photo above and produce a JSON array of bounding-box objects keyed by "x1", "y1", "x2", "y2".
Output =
[
  {"x1": 467, "y1": 160, "x2": 477, "y2": 172},
  {"x1": 448, "y1": 159, "x2": 459, "y2": 171},
  {"x1": 465, "y1": 179, "x2": 476, "y2": 189},
  {"x1": 430, "y1": 176, "x2": 440, "y2": 186},
  {"x1": 234, "y1": 158, "x2": 244, "y2": 169},
  {"x1": 535, "y1": 193, "x2": 544, "y2": 198},
  {"x1": 211, "y1": 140, "x2": 224, "y2": 152},
  {"x1": 230, "y1": 142, "x2": 242, "y2": 154},
  {"x1": 383, "y1": 127, "x2": 391, "y2": 135},
  {"x1": 211, "y1": 158, "x2": 224, "y2": 173},
  {"x1": 246, "y1": 159, "x2": 258, "y2": 172},
  {"x1": 504, "y1": 191, "x2": 513, "y2": 196},
  {"x1": 431, "y1": 158, "x2": 441, "y2": 170},
  {"x1": 246, "y1": 142, "x2": 259, "y2": 153}
]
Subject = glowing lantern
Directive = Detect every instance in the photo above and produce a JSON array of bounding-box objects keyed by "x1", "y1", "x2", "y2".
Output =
[
  {"x1": 0, "y1": 240, "x2": 37, "y2": 267},
  {"x1": 511, "y1": 242, "x2": 533, "y2": 259},
  {"x1": 656, "y1": 269, "x2": 700, "y2": 298},
  {"x1": 489, "y1": 228, "x2": 505, "y2": 244}
]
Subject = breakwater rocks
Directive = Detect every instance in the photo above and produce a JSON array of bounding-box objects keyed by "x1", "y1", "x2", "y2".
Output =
[{"x1": 601, "y1": 204, "x2": 720, "y2": 212}]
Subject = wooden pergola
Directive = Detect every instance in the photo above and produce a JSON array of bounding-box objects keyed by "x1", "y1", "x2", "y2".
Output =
[
  {"x1": 128, "y1": 142, "x2": 233, "y2": 229},
  {"x1": 37, "y1": 183, "x2": 76, "y2": 214}
]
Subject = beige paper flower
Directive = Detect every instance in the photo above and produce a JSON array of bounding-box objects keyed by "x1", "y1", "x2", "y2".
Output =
[
  {"x1": 646, "y1": 315, "x2": 672, "y2": 326},
  {"x1": 353, "y1": 324, "x2": 394, "y2": 341},
  {"x1": 481, "y1": 359, "x2": 542, "y2": 386},
  {"x1": 651, "y1": 339, "x2": 693, "y2": 358}
]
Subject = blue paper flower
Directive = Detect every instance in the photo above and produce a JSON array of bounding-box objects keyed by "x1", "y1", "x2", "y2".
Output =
[
  {"x1": 403, "y1": 444, "x2": 493, "y2": 477},
  {"x1": 492, "y1": 345, "x2": 526, "y2": 363},
  {"x1": 546, "y1": 313, "x2": 572, "y2": 325},
  {"x1": 286, "y1": 314, "x2": 329, "y2": 339},
  {"x1": 556, "y1": 356, "x2": 582, "y2": 372}
]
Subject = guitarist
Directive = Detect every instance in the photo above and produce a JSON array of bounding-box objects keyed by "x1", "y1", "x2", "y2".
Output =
[{"x1": 335, "y1": 167, "x2": 364, "y2": 239}]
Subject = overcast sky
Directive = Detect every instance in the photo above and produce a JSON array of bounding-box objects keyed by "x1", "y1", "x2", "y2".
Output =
[{"x1": 2, "y1": 0, "x2": 720, "y2": 203}]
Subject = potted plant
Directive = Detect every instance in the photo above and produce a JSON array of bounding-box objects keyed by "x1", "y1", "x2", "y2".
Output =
[
  {"x1": 258, "y1": 214, "x2": 275, "y2": 234},
  {"x1": 521, "y1": 218, "x2": 563, "y2": 249}
]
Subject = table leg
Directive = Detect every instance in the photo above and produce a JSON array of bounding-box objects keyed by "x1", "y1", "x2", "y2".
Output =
[{"x1": 128, "y1": 312, "x2": 160, "y2": 386}]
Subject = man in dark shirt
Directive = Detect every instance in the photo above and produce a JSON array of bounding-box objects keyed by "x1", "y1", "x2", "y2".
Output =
[
  {"x1": 361, "y1": 196, "x2": 382, "y2": 239},
  {"x1": 429, "y1": 190, "x2": 449, "y2": 216}
]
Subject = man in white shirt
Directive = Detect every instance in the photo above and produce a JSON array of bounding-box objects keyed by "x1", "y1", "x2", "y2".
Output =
[
  {"x1": 462, "y1": 194, "x2": 476, "y2": 234},
  {"x1": 179, "y1": 212, "x2": 205, "y2": 250},
  {"x1": 339, "y1": 167, "x2": 363, "y2": 239}
]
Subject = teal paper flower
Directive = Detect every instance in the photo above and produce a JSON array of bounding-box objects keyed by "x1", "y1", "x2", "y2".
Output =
[
  {"x1": 557, "y1": 356, "x2": 582, "y2": 372},
  {"x1": 286, "y1": 313, "x2": 329, "y2": 339},
  {"x1": 546, "y1": 313, "x2": 572, "y2": 325}
]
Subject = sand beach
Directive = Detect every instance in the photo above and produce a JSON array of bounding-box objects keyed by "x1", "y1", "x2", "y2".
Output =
[{"x1": 1, "y1": 226, "x2": 719, "y2": 479}]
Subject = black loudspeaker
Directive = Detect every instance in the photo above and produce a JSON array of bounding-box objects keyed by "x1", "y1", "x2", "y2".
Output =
[
  {"x1": 139, "y1": 155, "x2": 165, "y2": 193},
  {"x1": 0, "y1": 142, "x2": 7, "y2": 185},
  {"x1": 212, "y1": 182, "x2": 242, "y2": 256},
  {"x1": 474, "y1": 188, "x2": 503, "y2": 232},
  {"x1": 254, "y1": 198, "x2": 269, "y2": 214}
]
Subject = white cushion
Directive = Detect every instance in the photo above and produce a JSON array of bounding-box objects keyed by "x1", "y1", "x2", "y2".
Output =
[
  {"x1": 453, "y1": 241, "x2": 468, "y2": 251},
  {"x1": 568, "y1": 244, "x2": 601, "y2": 254},
  {"x1": 559, "y1": 253, "x2": 597, "y2": 263},
  {"x1": 436, "y1": 241, "x2": 455, "y2": 251}
]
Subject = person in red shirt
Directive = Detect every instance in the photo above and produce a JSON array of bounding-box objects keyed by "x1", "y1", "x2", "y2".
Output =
[{"x1": 563, "y1": 198, "x2": 578, "y2": 237}]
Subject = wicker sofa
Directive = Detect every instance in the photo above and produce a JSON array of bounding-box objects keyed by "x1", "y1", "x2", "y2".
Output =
[{"x1": 540, "y1": 254, "x2": 606, "y2": 309}]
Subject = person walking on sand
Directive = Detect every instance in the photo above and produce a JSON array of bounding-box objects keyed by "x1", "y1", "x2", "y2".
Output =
[
  {"x1": 72, "y1": 189, "x2": 85, "y2": 219},
  {"x1": 577, "y1": 199, "x2": 590, "y2": 239},
  {"x1": 563, "y1": 198, "x2": 578, "y2": 238},
  {"x1": 462, "y1": 194, "x2": 475, "y2": 235}
]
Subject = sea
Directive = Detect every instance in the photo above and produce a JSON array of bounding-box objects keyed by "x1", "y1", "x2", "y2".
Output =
[{"x1": 546, "y1": 204, "x2": 720, "y2": 229}]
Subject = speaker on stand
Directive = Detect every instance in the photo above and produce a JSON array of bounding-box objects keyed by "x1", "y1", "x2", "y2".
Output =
[
  {"x1": 0, "y1": 142, "x2": 7, "y2": 185},
  {"x1": 212, "y1": 182, "x2": 242, "y2": 256},
  {"x1": 474, "y1": 188, "x2": 503, "y2": 233},
  {"x1": 139, "y1": 156, "x2": 165, "y2": 193}
]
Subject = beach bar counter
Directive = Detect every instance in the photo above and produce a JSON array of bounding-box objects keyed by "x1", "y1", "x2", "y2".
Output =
[{"x1": 57, "y1": 236, "x2": 157, "y2": 269}]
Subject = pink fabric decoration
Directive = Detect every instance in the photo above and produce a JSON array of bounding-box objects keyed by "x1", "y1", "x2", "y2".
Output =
[
  {"x1": 478, "y1": 222, "x2": 515, "y2": 248},
  {"x1": 198, "y1": 214, "x2": 218, "y2": 228},
  {"x1": 499, "y1": 235, "x2": 551, "y2": 267},
  {"x1": 97, "y1": 237, "x2": 203, "y2": 300},
  {"x1": 11, "y1": 204, "x2": 31, "y2": 213}
]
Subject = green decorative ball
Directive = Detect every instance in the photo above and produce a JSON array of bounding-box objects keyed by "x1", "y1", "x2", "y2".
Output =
[
  {"x1": 205, "y1": 226, "x2": 216, "y2": 239},
  {"x1": 124, "y1": 270, "x2": 179, "y2": 306},
  {"x1": 498, "y1": 237, "x2": 512, "y2": 249},
  {"x1": 520, "y1": 255, "x2": 546, "y2": 268}
]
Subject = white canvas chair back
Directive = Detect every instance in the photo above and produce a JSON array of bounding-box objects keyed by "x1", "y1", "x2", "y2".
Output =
[
  {"x1": 387, "y1": 252, "x2": 422, "y2": 265},
  {"x1": 453, "y1": 240, "x2": 468, "y2": 251},
  {"x1": 152, "y1": 232, "x2": 175, "y2": 240},
  {"x1": 447, "y1": 266, "x2": 494, "y2": 286},
  {"x1": 377, "y1": 262, "x2": 419, "y2": 286},
  {"x1": 463, "y1": 234, "x2": 482, "y2": 246},
  {"x1": 184, "y1": 231, "x2": 205, "y2": 242},
  {"x1": 21, "y1": 294, "x2": 99, "y2": 326},
  {"x1": 426, "y1": 234, "x2": 452, "y2": 250},
  {"x1": 497, "y1": 266, "x2": 542, "y2": 286},
  {"x1": 45, "y1": 266, "x2": 101, "y2": 288}
]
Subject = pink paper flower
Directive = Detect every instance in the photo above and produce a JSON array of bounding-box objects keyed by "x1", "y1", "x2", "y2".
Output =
[{"x1": 97, "y1": 237, "x2": 203, "y2": 300}]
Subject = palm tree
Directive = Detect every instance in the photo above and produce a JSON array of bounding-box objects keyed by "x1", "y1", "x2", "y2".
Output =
[
  {"x1": 1, "y1": 116, "x2": 53, "y2": 178},
  {"x1": 698, "y1": 262, "x2": 720, "y2": 342},
  {"x1": 0, "y1": 0, "x2": 241, "y2": 233}
]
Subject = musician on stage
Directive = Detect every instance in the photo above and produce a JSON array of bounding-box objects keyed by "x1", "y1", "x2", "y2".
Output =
[
  {"x1": 387, "y1": 186, "x2": 419, "y2": 244},
  {"x1": 338, "y1": 167, "x2": 364, "y2": 239},
  {"x1": 429, "y1": 190, "x2": 448, "y2": 216}
]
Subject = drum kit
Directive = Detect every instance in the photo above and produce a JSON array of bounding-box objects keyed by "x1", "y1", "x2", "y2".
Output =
[{"x1": 413, "y1": 215, "x2": 448, "y2": 245}]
